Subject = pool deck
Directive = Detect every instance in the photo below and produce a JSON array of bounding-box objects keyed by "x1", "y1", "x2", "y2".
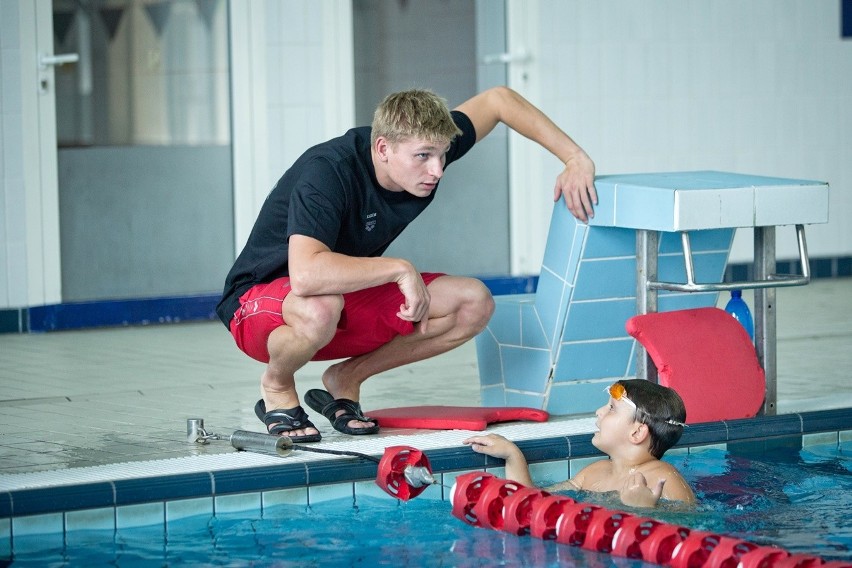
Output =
[{"x1": 0, "y1": 278, "x2": 850, "y2": 511}]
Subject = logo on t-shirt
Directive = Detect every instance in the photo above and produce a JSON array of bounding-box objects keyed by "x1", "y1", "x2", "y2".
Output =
[{"x1": 365, "y1": 212, "x2": 377, "y2": 232}]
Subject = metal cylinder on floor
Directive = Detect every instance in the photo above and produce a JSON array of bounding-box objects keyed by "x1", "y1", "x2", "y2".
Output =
[{"x1": 230, "y1": 430, "x2": 293, "y2": 456}]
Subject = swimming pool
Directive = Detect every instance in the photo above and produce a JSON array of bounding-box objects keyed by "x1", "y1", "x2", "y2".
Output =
[
  {"x1": 3, "y1": 422, "x2": 850, "y2": 566},
  {"x1": 4, "y1": 443, "x2": 851, "y2": 566}
]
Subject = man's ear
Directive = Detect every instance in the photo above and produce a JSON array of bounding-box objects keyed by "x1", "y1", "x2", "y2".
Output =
[
  {"x1": 629, "y1": 422, "x2": 651, "y2": 445},
  {"x1": 374, "y1": 137, "x2": 390, "y2": 161}
]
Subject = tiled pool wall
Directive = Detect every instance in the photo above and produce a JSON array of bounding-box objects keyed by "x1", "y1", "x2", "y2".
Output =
[
  {"x1": 1, "y1": 407, "x2": 849, "y2": 556},
  {"x1": 476, "y1": 221, "x2": 733, "y2": 414}
]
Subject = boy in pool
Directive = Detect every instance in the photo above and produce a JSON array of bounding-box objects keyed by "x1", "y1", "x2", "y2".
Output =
[{"x1": 463, "y1": 380, "x2": 696, "y2": 508}]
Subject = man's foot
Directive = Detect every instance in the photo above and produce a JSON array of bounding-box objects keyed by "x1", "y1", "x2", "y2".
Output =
[
  {"x1": 259, "y1": 376, "x2": 321, "y2": 441},
  {"x1": 254, "y1": 399, "x2": 322, "y2": 443},
  {"x1": 319, "y1": 363, "x2": 377, "y2": 432},
  {"x1": 304, "y1": 389, "x2": 379, "y2": 435}
]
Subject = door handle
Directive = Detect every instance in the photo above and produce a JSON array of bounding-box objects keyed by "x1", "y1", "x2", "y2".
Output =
[
  {"x1": 481, "y1": 51, "x2": 531, "y2": 65},
  {"x1": 40, "y1": 53, "x2": 79, "y2": 69}
]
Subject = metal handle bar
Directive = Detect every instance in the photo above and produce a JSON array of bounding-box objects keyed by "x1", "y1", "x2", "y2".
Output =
[{"x1": 647, "y1": 224, "x2": 810, "y2": 293}]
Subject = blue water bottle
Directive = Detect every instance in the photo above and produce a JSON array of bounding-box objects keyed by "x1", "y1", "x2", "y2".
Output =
[{"x1": 725, "y1": 289, "x2": 754, "y2": 340}]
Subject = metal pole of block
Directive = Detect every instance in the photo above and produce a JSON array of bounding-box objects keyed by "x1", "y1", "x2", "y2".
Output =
[
  {"x1": 754, "y1": 226, "x2": 778, "y2": 415},
  {"x1": 636, "y1": 229, "x2": 659, "y2": 383}
]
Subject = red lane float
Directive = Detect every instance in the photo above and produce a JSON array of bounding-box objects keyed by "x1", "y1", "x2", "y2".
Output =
[
  {"x1": 639, "y1": 522, "x2": 691, "y2": 565},
  {"x1": 375, "y1": 445, "x2": 434, "y2": 501},
  {"x1": 702, "y1": 535, "x2": 758, "y2": 568},
  {"x1": 669, "y1": 531, "x2": 723, "y2": 568},
  {"x1": 555, "y1": 502, "x2": 603, "y2": 547},
  {"x1": 739, "y1": 545, "x2": 793, "y2": 568},
  {"x1": 581, "y1": 508, "x2": 634, "y2": 554},
  {"x1": 610, "y1": 515, "x2": 659, "y2": 559},
  {"x1": 447, "y1": 473, "x2": 851, "y2": 568},
  {"x1": 501, "y1": 486, "x2": 549, "y2": 536},
  {"x1": 775, "y1": 555, "x2": 834, "y2": 568},
  {"x1": 450, "y1": 471, "x2": 498, "y2": 527},
  {"x1": 471, "y1": 478, "x2": 523, "y2": 530},
  {"x1": 529, "y1": 494, "x2": 575, "y2": 540}
]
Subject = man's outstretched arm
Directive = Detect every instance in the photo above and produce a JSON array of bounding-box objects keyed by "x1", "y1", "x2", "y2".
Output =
[{"x1": 455, "y1": 86, "x2": 597, "y2": 222}]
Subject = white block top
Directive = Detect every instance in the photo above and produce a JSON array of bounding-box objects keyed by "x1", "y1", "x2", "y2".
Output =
[{"x1": 588, "y1": 171, "x2": 829, "y2": 231}]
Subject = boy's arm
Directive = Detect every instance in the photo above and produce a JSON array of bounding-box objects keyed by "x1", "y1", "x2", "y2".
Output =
[
  {"x1": 620, "y1": 464, "x2": 696, "y2": 508},
  {"x1": 619, "y1": 472, "x2": 666, "y2": 508},
  {"x1": 462, "y1": 434, "x2": 534, "y2": 487},
  {"x1": 659, "y1": 469, "x2": 696, "y2": 504},
  {"x1": 544, "y1": 479, "x2": 582, "y2": 492}
]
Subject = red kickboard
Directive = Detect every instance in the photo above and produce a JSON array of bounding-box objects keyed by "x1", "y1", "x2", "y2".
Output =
[
  {"x1": 626, "y1": 307, "x2": 766, "y2": 424},
  {"x1": 364, "y1": 406, "x2": 550, "y2": 430}
]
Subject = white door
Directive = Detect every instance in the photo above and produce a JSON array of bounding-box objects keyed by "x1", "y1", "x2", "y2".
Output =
[
  {"x1": 48, "y1": 0, "x2": 234, "y2": 302},
  {"x1": 505, "y1": 0, "x2": 551, "y2": 275},
  {"x1": 26, "y1": 0, "x2": 64, "y2": 305}
]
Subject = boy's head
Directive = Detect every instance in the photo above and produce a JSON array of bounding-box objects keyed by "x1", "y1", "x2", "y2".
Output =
[
  {"x1": 608, "y1": 379, "x2": 687, "y2": 458},
  {"x1": 371, "y1": 89, "x2": 463, "y2": 148}
]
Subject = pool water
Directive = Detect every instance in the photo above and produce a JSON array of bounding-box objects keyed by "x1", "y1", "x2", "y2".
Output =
[
  {"x1": 6, "y1": 443, "x2": 851, "y2": 567},
  {"x1": 671, "y1": 443, "x2": 851, "y2": 559}
]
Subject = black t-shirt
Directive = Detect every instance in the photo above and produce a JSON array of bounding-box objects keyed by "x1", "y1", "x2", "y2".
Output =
[{"x1": 216, "y1": 110, "x2": 477, "y2": 326}]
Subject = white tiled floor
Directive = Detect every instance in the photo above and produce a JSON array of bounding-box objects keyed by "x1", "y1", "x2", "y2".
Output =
[{"x1": 0, "y1": 278, "x2": 850, "y2": 475}]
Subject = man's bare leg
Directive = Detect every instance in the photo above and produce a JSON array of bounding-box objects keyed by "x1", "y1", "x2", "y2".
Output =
[
  {"x1": 321, "y1": 276, "x2": 494, "y2": 428},
  {"x1": 261, "y1": 294, "x2": 344, "y2": 438}
]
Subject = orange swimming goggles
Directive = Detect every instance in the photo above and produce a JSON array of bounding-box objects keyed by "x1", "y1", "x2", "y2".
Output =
[
  {"x1": 605, "y1": 383, "x2": 637, "y2": 409},
  {"x1": 605, "y1": 383, "x2": 687, "y2": 427}
]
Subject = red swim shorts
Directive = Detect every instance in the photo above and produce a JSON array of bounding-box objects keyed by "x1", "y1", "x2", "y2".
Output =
[{"x1": 229, "y1": 273, "x2": 444, "y2": 363}]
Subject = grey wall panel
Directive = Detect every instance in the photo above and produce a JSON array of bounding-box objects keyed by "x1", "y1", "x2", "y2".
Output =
[{"x1": 58, "y1": 146, "x2": 233, "y2": 301}]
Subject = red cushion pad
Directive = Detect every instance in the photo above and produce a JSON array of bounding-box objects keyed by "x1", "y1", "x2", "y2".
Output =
[
  {"x1": 365, "y1": 406, "x2": 549, "y2": 430},
  {"x1": 626, "y1": 307, "x2": 766, "y2": 424}
]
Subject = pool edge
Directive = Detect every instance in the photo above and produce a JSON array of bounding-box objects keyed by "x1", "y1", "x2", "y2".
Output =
[{"x1": 1, "y1": 407, "x2": 850, "y2": 538}]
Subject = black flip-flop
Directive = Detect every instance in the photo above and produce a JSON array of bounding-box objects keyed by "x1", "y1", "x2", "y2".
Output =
[
  {"x1": 253, "y1": 400, "x2": 322, "y2": 443},
  {"x1": 304, "y1": 389, "x2": 379, "y2": 436}
]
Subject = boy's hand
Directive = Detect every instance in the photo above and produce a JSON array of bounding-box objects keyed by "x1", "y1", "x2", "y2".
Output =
[
  {"x1": 463, "y1": 433, "x2": 534, "y2": 487},
  {"x1": 619, "y1": 472, "x2": 665, "y2": 508},
  {"x1": 462, "y1": 433, "x2": 518, "y2": 460}
]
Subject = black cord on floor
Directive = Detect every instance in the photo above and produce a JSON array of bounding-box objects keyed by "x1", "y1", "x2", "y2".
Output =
[{"x1": 292, "y1": 444, "x2": 381, "y2": 464}]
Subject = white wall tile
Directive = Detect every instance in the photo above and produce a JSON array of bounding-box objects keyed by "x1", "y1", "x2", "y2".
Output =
[
  {"x1": 11, "y1": 512, "x2": 64, "y2": 537},
  {"x1": 355, "y1": 478, "x2": 401, "y2": 501},
  {"x1": 308, "y1": 482, "x2": 354, "y2": 505},
  {"x1": 65, "y1": 507, "x2": 116, "y2": 533},
  {"x1": 262, "y1": 487, "x2": 308, "y2": 511},
  {"x1": 0, "y1": 518, "x2": 8, "y2": 557},
  {"x1": 535, "y1": 0, "x2": 851, "y2": 262},
  {"x1": 165, "y1": 496, "x2": 213, "y2": 524},
  {"x1": 215, "y1": 492, "x2": 261, "y2": 516},
  {"x1": 529, "y1": 460, "x2": 569, "y2": 487},
  {"x1": 116, "y1": 502, "x2": 165, "y2": 530}
]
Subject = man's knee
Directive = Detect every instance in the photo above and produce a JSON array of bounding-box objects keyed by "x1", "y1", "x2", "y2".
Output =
[
  {"x1": 283, "y1": 294, "x2": 344, "y2": 344},
  {"x1": 458, "y1": 279, "x2": 495, "y2": 332}
]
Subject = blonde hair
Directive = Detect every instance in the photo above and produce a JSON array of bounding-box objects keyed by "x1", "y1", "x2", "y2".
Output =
[{"x1": 371, "y1": 89, "x2": 463, "y2": 147}]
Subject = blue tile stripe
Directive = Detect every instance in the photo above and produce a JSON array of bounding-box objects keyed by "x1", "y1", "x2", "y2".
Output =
[
  {"x1": 114, "y1": 473, "x2": 214, "y2": 505},
  {"x1": 0, "y1": 278, "x2": 538, "y2": 334},
  {"x1": 1, "y1": 407, "x2": 849, "y2": 520},
  {"x1": 10, "y1": 482, "x2": 116, "y2": 517},
  {"x1": 28, "y1": 294, "x2": 222, "y2": 332},
  {"x1": 211, "y1": 464, "x2": 309, "y2": 495}
]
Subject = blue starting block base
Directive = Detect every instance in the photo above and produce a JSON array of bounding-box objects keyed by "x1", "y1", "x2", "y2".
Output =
[{"x1": 475, "y1": 171, "x2": 829, "y2": 415}]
